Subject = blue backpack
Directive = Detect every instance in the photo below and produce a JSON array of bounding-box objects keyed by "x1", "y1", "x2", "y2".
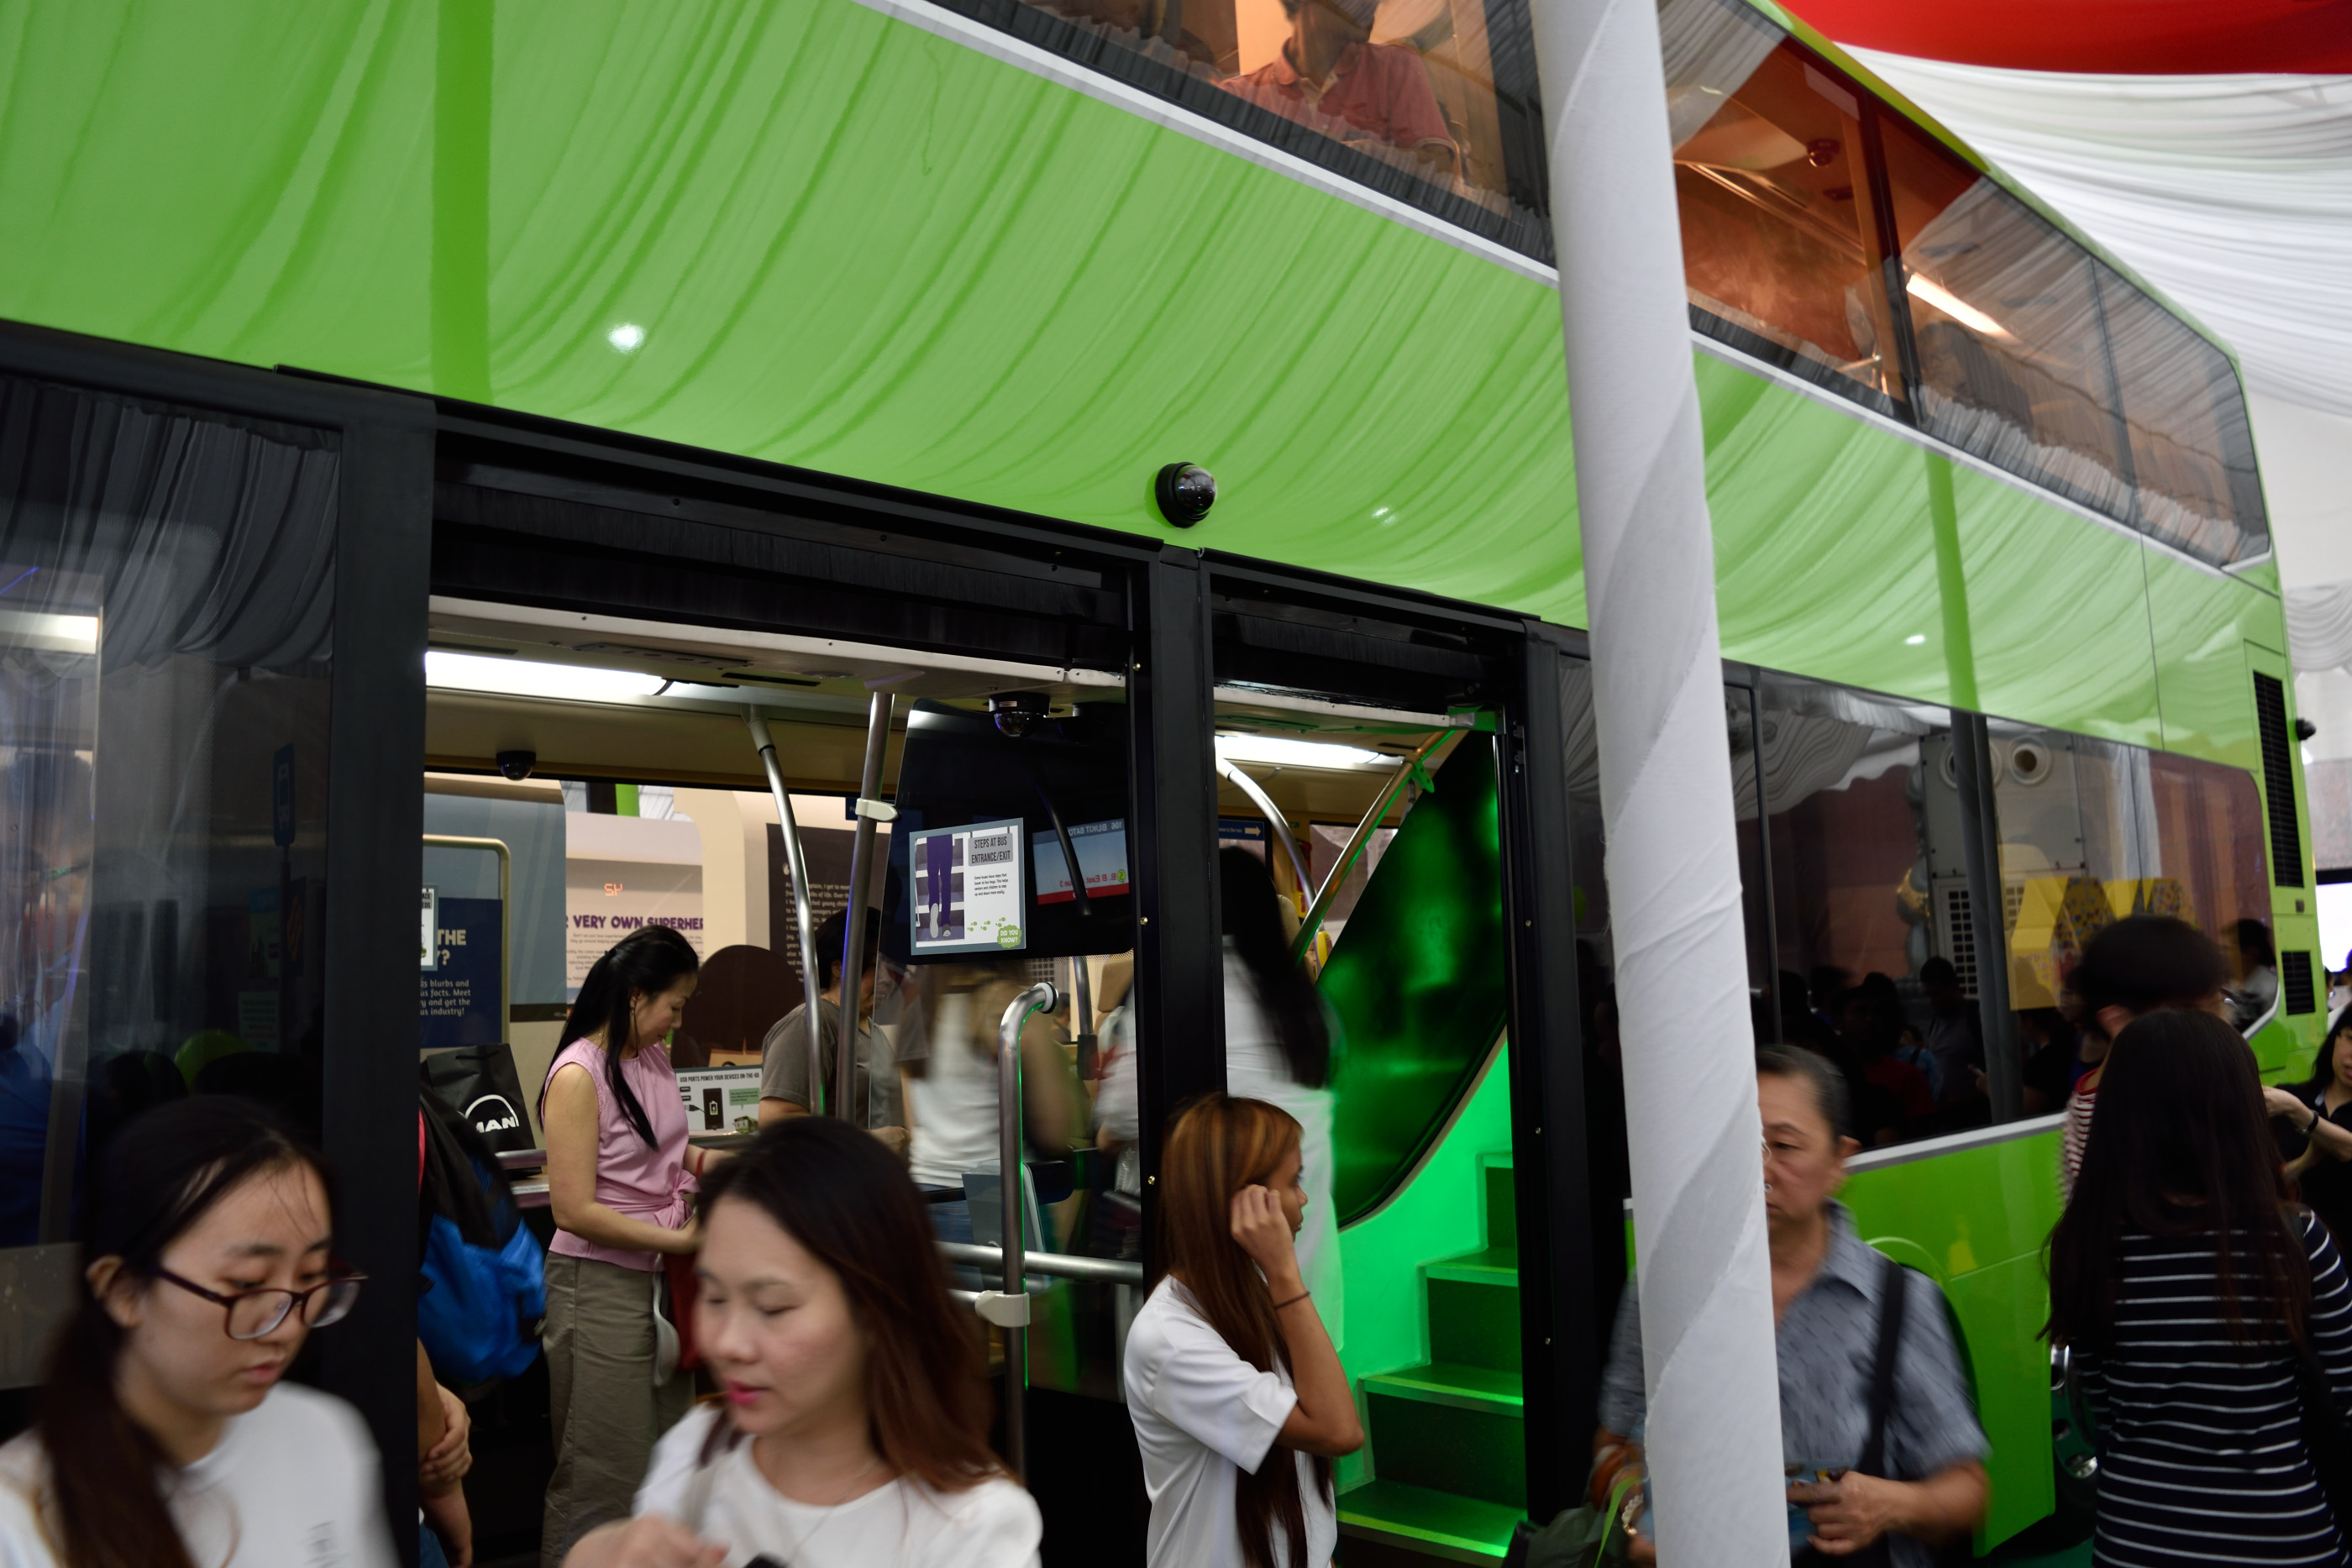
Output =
[
  {"x1": 418, "y1": 1189, "x2": 546, "y2": 1384},
  {"x1": 417, "y1": 1095, "x2": 546, "y2": 1386}
]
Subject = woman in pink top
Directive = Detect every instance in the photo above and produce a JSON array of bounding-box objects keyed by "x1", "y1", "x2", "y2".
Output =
[{"x1": 537, "y1": 925, "x2": 722, "y2": 1567}]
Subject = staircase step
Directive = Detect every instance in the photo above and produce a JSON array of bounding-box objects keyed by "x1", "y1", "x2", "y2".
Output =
[
  {"x1": 1366, "y1": 1374, "x2": 1526, "y2": 1507},
  {"x1": 1363, "y1": 1361, "x2": 1523, "y2": 1414},
  {"x1": 1482, "y1": 1157, "x2": 1517, "y2": 1253},
  {"x1": 1426, "y1": 1249, "x2": 1521, "y2": 1374},
  {"x1": 1425, "y1": 1245, "x2": 1517, "y2": 1285},
  {"x1": 1338, "y1": 1478, "x2": 1520, "y2": 1565}
]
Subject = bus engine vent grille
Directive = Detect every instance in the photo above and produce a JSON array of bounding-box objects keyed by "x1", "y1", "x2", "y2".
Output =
[
  {"x1": 2284, "y1": 951, "x2": 2317, "y2": 1016},
  {"x1": 2255, "y1": 672, "x2": 2305, "y2": 889},
  {"x1": 1935, "y1": 881, "x2": 1979, "y2": 999}
]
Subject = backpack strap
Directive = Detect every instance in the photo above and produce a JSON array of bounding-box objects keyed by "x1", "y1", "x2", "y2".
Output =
[{"x1": 1858, "y1": 1252, "x2": 1908, "y2": 1479}]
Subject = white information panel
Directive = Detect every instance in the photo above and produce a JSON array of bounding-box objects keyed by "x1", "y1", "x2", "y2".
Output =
[{"x1": 909, "y1": 816, "x2": 1026, "y2": 956}]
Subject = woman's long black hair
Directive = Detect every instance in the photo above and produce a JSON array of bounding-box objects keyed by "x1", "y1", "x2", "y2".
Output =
[
  {"x1": 36, "y1": 1096, "x2": 335, "y2": 1568},
  {"x1": 1219, "y1": 847, "x2": 1331, "y2": 1088},
  {"x1": 2046, "y1": 1007, "x2": 2312, "y2": 1350},
  {"x1": 549, "y1": 925, "x2": 700, "y2": 1146}
]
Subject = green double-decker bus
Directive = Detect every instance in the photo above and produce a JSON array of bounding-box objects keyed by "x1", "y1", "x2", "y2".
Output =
[{"x1": 0, "y1": 0, "x2": 2310, "y2": 1561}]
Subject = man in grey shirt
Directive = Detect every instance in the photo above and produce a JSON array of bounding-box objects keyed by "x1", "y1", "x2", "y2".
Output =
[
  {"x1": 1592, "y1": 1049, "x2": 1987, "y2": 1565},
  {"x1": 758, "y1": 909, "x2": 906, "y2": 1150}
]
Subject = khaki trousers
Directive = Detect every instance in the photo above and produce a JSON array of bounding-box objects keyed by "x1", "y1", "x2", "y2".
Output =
[{"x1": 538, "y1": 1254, "x2": 691, "y2": 1567}]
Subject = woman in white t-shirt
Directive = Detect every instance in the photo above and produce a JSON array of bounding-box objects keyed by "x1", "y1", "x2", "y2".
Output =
[
  {"x1": 564, "y1": 1114, "x2": 1041, "y2": 1568},
  {"x1": 0, "y1": 1095, "x2": 393, "y2": 1568},
  {"x1": 1124, "y1": 1094, "x2": 1362, "y2": 1568}
]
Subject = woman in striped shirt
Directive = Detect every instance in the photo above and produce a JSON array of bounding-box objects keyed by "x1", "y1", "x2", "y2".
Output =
[{"x1": 2048, "y1": 1008, "x2": 2352, "y2": 1566}]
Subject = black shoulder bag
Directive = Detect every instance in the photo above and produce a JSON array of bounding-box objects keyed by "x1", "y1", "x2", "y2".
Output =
[{"x1": 1794, "y1": 1253, "x2": 1908, "y2": 1568}]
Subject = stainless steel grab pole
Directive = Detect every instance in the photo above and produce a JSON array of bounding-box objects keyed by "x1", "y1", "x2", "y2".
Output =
[
  {"x1": 747, "y1": 710, "x2": 825, "y2": 1110},
  {"x1": 837, "y1": 692, "x2": 895, "y2": 1123},
  {"x1": 995, "y1": 981, "x2": 1058, "y2": 1479},
  {"x1": 1215, "y1": 757, "x2": 1314, "y2": 908}
]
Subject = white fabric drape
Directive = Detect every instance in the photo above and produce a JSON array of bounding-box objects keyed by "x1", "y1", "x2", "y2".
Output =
[
  {"x1": 1846, "y1": 56, "x2": 2352, "y2": 420},
  {"x1": 1535, "y1": 0, "x2": 1787, "y2": 1557}
]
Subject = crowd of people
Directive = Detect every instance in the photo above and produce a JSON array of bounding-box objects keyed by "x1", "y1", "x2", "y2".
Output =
[
  {"x1": 11, "y1": 867, "x2": 2352, "y2": 1566},
  {"x1": 0, "y1": 844, "x2": 1356, "y2": 1568}
]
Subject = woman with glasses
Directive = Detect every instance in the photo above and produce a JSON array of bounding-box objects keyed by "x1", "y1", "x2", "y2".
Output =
[{"x1": 0, "y1": 1094, "x2": 388, "y2": 1567}]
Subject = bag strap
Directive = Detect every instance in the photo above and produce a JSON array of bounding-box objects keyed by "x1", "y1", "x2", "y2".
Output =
[{"x1": 1858, "y1": 1252, "x2": 1908, "y2": 1479}]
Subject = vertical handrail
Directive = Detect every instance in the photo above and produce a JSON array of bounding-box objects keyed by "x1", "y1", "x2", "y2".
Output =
[
  {"x1": 423, "y1": 835, "x2": 512, "y2": 1041},
  {"x1": 747, "y1": 710, "x2": 824, "y2": 1110},
  {"x1": 838, "y1": 692, "x2": 895, "y2": 1124},
  {"x1": 995, "y1": 981, "x2": 1058, "y2": 1479}
]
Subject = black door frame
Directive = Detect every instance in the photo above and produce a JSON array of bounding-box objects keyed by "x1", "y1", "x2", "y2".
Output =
[{"x1": 0, "y1": 321, "x2": 433, "y2": 1560}]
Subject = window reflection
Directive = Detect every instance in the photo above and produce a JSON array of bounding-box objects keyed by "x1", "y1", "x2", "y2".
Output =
[
  {"x1": 1664, "y1": 3, "x2": 1903, "y2": 412},
  {"x1": 1988, "y1": 725, "x2": 2271, "y2": 1033},
  {"x1": 2098, "y1": 283, "x2": 2271, "y2": 565},
  {"x1": 995, "y1": 0, "x2": 1545, "y2": 244}
]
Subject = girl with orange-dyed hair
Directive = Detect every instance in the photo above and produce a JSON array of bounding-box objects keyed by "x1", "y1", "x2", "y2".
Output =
[{"x1": 1123, "y1": 1093, "x2": 1362, "y2": 1568}]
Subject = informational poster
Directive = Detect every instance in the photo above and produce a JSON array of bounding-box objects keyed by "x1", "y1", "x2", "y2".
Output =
[
  {"x1": 421, "y1": 896, "x2": 504, "y2": 1051},
  {"x1": 420, "y1": 887, "x2": 440, "y2": 971},
  {"x1": 1032, "y1": 818, "x2": 1131, "y2": 904},
  {"x1": 566, "y1": 813, "x2": 705, "y2": 989},
  {"x1": 676, "y1": 1066, "x2": 762, "y2": 1135},
  {"x1": 910, "y1": 817, "x2": 1025, "y2": 955}
]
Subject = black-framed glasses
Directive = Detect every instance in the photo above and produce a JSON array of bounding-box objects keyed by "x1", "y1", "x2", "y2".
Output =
[{"x1": 154, "y1": 1266, "x2": 367, "y2": 1340}]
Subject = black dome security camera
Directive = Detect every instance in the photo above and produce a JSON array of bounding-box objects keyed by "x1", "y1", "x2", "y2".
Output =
[
  {"x1": 988, "y1": 692, "x2": 1050, "y2": 739},
  {"x1": 496, "y1": 749, "x2": 538, "y2": 782},
  {"x1": 1154, "y1": 463, "x2": 1215, "y2": 527}
]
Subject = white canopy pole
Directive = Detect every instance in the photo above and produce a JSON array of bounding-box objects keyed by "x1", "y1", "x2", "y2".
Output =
[{"x1": 1530, "y1": 0, "x2": 1788, "y2": 1559}]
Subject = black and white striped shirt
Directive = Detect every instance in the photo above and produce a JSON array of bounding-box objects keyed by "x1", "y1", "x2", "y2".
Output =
[{"x1": 2079, "y1": 1214, "x2": 2352, "y2": 1566}]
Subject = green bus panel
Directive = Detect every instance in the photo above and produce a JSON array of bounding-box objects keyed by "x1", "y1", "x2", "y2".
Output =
[{"x1": 1842, "y1": 1129, "x2": 2067, "y2": 1550}]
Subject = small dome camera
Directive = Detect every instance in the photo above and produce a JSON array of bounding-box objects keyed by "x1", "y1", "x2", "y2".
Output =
[
  {"x1": 496, "y1": 749, "x2": 538, "y2": 782},
  {"x1": 1154, "y1": 463, "x2": 1215, "y2": 527},
  {"x1": 988, "y1": 692, "x2": 1050, "y2": 740}
]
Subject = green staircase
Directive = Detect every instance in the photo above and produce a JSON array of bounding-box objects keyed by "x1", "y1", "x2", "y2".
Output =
[{"x1": 1339, "y1": 1155, "x2": 1525, "y2": 1564}]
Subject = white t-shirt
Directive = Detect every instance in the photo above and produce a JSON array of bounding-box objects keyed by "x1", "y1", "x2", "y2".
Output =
[
  {"x1": 0, "y1": 1382, "x2": 396, "y2": 1568},
  {"x1": 907, "y1": 991, "x2": 1005, "y2": 1190},
  {"x1": 1123, "y1": 1279, "x2": 1336, "y2": 1568},
  {"x1": 634, "y1": 1405, "x2": 1042, "y2": 1568},
  {"x1": 1223, "y1": 949, "x2": 1344, "y2": 1350}
]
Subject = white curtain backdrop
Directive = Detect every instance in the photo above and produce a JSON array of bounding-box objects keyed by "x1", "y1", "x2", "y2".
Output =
[{"x1": 1845, "y1": 58, "x2": 2352, "y2": 417}]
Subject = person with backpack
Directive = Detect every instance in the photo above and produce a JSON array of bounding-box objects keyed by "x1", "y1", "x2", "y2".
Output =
[
  {"x1": 1591, "y1": 1049, "x2": 1986, "y2": 1565},
  {"x1": 561, "y1": 1115, "x2": 1041, "y2": 1568},
  {"x1": 0, "y1": 1097, "x2": 392, "y2": 1567},
  {"x1": 419, "y1": 1087, "x2": 546, "y2": 1388},
  {"x1": 539, "y1": 926, "x2": 724, "y2": 1566},
  {"x1": 2049, "y1": 1007, "x2": 2352, "y2": 1565}
]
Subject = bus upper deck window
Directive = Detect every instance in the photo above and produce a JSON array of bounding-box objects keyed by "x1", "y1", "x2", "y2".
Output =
[
  {"x1": 1003, "y1": 0, "x2": 1542, "y2": 238},
  {"x1": 1217, "y1": 0, "x2": 1457, "y2": 181},
  {"x1": 1876, "y1": 118, "x2": 2137, "y2": 531},
  {"x1": 1660, "y1": 1, "x2": 1905, "y2": 415},
  {"x1": 2096, "y1": 275, "x2": 2271, "y2": 568}
]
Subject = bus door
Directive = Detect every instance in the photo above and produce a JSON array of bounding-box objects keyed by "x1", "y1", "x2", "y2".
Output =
[{"x1": 423, "y1": 420, "x2": 1190, "y2": 1563}]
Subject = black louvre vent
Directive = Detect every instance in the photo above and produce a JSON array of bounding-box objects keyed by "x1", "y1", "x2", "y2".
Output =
[
  {"x1": 2255, "y1": 672, "x2": 2305, "y2": 888},
  {"x1": 2285, "y1": 951, "x2": 2317, "y2": 1016}
]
